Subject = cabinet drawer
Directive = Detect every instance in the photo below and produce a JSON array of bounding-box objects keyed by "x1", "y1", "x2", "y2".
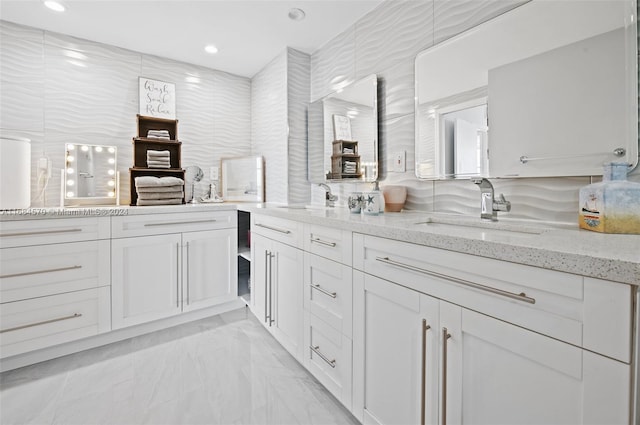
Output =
[
  {"x1": 0, "y1": 240, "x2": 110, "y2": 303},
  {"x1": 0, "y1": 217, "x2": 110, "y2": 248},
  {"x1": 303, "y1": 252, "x2": 352, "y2": 338},
  {"x1": 303, "y1": 224, "x2": 352, "y2": 265},
  {"x1": 112, "y1": 210, "x2": 236, "y2": 238},
  {"x1": 0, "y1": 287, "x2": 111, "y2": 358},
  {"x1": 303, "y1": 311, "x2": 352, "y2": 409},
  {"x1": 354, "y1": 234, "x2": 633, "y2": 363},
  {"x1": 251, "y1": 214, "x2": 302, "y2": 248}
]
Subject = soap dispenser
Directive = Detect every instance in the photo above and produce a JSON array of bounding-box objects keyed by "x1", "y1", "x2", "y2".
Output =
[
  {"x1": 578, "y1": 162, "x2": 640, "y2": 234},
  {"x1": 363, "y1": 182, "x2": 385, "y2": 215}
]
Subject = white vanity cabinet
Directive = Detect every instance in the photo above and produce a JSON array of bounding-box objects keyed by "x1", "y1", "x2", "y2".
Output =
[
  {"x1": 0, "y1": 217, "x2": 111, "y2": 359},
  {"x1": 251, "y1": 215, "x2": 304, "y2": 360},
  {"x1": 352, "y1": 234, "x2": 633, "y2": 425},
  {"x1": 111, "y1": 210, "x2": 237, "y2": 329}
]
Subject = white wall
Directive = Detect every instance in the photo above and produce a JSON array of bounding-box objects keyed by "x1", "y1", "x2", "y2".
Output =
[{"x1": 0, "y1": 20, "x2": 251, "y2": 206}]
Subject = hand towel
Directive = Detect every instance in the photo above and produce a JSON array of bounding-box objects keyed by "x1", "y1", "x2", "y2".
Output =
[
  {"x1": 137, "y1": 191, "x2": 184, "y2": 200},
  {"x1": 135, "y1": 176, "x2": 184, "y2": 188},
  {"x1": 146, "y1": 150, "x2": 171, "y2": 157},
  {"x1": 136, "y1": 185, "x2": 184, "y2": 193},
  {"x1": 137, "y1": 198, "x2": 183, "y2": 206}
]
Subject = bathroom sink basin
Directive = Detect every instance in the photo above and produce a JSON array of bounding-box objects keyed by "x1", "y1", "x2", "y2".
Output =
[{"x1": 412, "y1": 217, "x2": 548, "y2": 237}]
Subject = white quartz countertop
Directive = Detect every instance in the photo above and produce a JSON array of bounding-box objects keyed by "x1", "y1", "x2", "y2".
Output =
[{"x1": 243, "y1": 204, "x2": 640, "y2": 286}]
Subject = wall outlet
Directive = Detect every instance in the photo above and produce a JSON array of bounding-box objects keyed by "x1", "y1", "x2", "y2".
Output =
[
  {"x1": 210, "y1": 166, "x2": 219, "y2": 181},
  {"x1": 393, "y1": 151, "x2": 406, "y2": 172}
]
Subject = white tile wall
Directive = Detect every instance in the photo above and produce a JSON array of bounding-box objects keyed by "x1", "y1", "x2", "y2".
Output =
[{"x1": 0, "y1": 20, "x2": 251, "y2": 206}]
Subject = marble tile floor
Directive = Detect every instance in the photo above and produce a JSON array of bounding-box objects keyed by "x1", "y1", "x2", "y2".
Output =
[{"x1": 0, "y1": 308, "x2": 360, "y2": 425}]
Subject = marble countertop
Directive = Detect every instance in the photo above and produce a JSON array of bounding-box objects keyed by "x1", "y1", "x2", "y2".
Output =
[{"x1": 242, "y1": 204, "x2": 640, "y2": 286}]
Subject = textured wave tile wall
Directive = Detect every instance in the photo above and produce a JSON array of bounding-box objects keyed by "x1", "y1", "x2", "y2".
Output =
[
  {"x1": 1, "y1": 21, "x2": 251, "y2": 206},
  {"x1": 252, "y1": 51, "x2": 288, "y2": 204},
  {"x1": 354, "y1": 0, "x2": 434, "y2": 79},
  {"x1": 310, "y1": 27, "x2": 356, "y2": 101},
  {"x1": 287, "y1": 49, "x2": 311, "y2": 204}
]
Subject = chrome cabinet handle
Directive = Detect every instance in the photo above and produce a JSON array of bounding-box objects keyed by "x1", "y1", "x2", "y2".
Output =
[
  {"x1": 0, "y1": 265, "x2": 82, "y2": 279},
  {"x1": 269, "y1": 252, "x2": 275, "y2": 325},
  {"x1": 264, "y1": 250, "x2": 270, "y2": 324},
  {"x1": 375, "y1": 256, "x2": 535, "y2": 304},
  {"x1": 186, "y1": 241, "x2": 190, "y2": 305},
  {"x1": 145, "y1": 219, "x2": 217, "y2": 227},
  {"x1": 310, "y1": 345, "x2": 336, "y2": 368},
  {"x1": 421, "y1": 319, "x2": 431, "y2": 425},
  {"x1": 255, "y1": 223, "x2": 291, "y2": 234},
  {"x1": 310, "y1": 284, "x2": 337, "y2": 299},
  {"x1": 441, "y1": 328, "x2": 452, "y2": 425},
  {"x1": 176, "y1": 242, "x2": 180, "y2": 308},
  {"x1": 0, "y1": 228, "x2": 82, "y2": 238},
  {"x1": 310, "y1": 237, "x2": 336, "y2": 248},
  {"x1": 0, "y1": 313, "x2": 82, "y2": 334}
]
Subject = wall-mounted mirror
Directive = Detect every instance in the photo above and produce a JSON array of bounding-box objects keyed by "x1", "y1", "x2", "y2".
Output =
[
  {"x1": 221, "y1": 156, "x2": 264, "y2": 202},
  {"x1": 415, "y1": 0, "x2": 638, "y2": 179},
  {"x1": 65, "y1": 143, "x2": 117, "y2": 206},
  {"x1": 308, "y1": 74, "x2": 378, "y2": 183}
]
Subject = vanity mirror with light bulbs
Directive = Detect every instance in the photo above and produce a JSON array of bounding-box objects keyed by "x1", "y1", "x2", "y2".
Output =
[
  {"x1": 415, "y1": 0, "x2": 638, "y2": 180},
  {"x1": 308, "y1": 74, "x2": 379, "y2": 183},
  {"x1": 64, "y1": 143, "x2": 118, "y2": 206}
]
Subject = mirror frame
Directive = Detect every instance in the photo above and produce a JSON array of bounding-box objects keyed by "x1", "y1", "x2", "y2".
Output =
[{"x1": 64, "y1": 143, "x2": 118, "y2": 206}]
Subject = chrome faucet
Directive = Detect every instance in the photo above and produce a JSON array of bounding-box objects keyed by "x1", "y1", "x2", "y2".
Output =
[
  {"x1": 318, "y1": 183, "x2": 338, "y2": 207},
  {"x1": 471, "y1": 178, "x2": 511, "y2": 221}
]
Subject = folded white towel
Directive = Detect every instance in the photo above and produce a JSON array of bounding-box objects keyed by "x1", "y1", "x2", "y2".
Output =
[
  {"x1": 147, "y1": 159, "x2": 171, "y2": 163},
  {"x1": 137, "y1": 191, "x2": 184, "y2": 200},
  {"x1": 147, "y1": 130, "x2": 170, "y2": 136},
  {"x1": 135, "y1": 176, "x2": 184, "y2": 188},
  {"x1": 147, "y1": 164, "x2": 171, "y2": 169},
  {"x1": 147, "y1": 150, "x2": 171, "y2": 157},
  {"x1": 147, "y1": 160, "x2": 171, "y2": 167},
  {"x1": 137, "y1": 198, "x2": 183, "y2": 206},
  {"x1": 136, "y1": 185, "x2": 184, "y2": 193}
]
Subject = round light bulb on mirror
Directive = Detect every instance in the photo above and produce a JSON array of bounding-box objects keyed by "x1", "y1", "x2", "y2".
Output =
[
  {"x1": 108, "y1": 191, "x2": 115, "y2": 197},
  {"x1": 108, "y1": 158, "x2": 115, "y2": 164},
  {"x1": 66, "y1": 168, "x2": 74, "y2": 174},
  {"x1": 94, "y1": 146, "x2": 103, "y2": 153},
  {"x1": 66, "y1": 179, "x2": 74, "y2": 186},
  {"x1": 67, "y1": 144, "x2": 75, "y2": 150},
  {"x1": 81, "y1": 145, "x2": 89, "y2": 152},
  {"x1": 66, "y1": 191, "x2": 74, "y2": 197},
  {"x1": 108, "y1": 180, "x2": 115, "y2": 187},
  {"x1": 67, "y1": 155, "x2": 74, "y2": 162},
  {"x1": 108, "y1": 169, "x2": 115, "y2": 176},
  {"x1": 108, "y1": 147, "x2": 115, "y2": 153}
]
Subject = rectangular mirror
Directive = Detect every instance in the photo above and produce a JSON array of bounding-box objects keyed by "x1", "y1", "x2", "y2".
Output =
[
  {"x1": 221, "y1": 156, "x2": 264, "y2": 202},
  {"x1": 415, "y1": 0, "x2": 638, "y2": 179},
  {"x1": 308, "y1": 74, "x2": 379, "y2": 183},
  {"x1": 65, "y1": 143, "x2": 118, "y2": 206}
]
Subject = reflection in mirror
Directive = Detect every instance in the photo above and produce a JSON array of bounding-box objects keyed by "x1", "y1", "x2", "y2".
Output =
[
  {"x1": 308, "y1": 74, "x2": 378, "y2": 183},
  {"x1": 65, "y1": 143, "x2": 117, "y2": 205},
  {"x1": 221, "y1": 156, "x2": 264, "y2": 202},
  {"x1": 415, "y1": 0, "x2": 637, "y2": 179}
]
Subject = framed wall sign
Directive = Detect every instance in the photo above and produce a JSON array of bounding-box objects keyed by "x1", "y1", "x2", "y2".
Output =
[
  {"x1": 333, "y1": 114, "x2": 352, "y2": 141},
  {"x1": 138, "y1": 77, "x2": 176, "y2": 119}
]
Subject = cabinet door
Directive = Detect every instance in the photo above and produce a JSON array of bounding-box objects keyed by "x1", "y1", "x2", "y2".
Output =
[
  {"x1": 353, "y1": 272, "x2": 440, "y2": 425},
  {"x1": 250, "y1": 234, "x2": 271, "y2": 326},
  {"x1": 439, "y1": 302, "x2": 630, "y2": 425},
  {"x1": 112, "y1": 234, "x2": 182, "y2": 329},
  {"x1": 271, "y1": 240, "x2": 304, "y2": 360},
  {"x1": 182, "y1": 229, "x2": 237, "y2": 312}
]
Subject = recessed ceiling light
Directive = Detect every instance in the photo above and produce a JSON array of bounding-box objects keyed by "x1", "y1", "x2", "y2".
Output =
[
  {"x1": 43, "y1": 1, "x2": 65, "y2": 12},
  {"x1": 288, "y1": 8, "x2": 306, "y2": 21},
  {"x1": 204, "y1": 45, "x2": 218, "y2": 54}
]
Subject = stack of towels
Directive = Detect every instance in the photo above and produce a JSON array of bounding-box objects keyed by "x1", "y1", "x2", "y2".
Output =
[
  {"x1": 147, "y1": 150, "x2": 171, "y2": 169},
  {"x1": 135, "y1": 176, "x2": 184, "y2": 206},
  {"x1": 147, "y1": 129, "x2": 171, "y2": 140},
  {"x1": 343, "y1": 147, "x2": 354, "y2": 154},
  {"x1": 343, "y1": 160, "x2": 357, "y2": 174}
]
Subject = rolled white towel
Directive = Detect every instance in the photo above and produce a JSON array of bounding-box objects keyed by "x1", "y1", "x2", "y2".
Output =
[
  {"x1": 136, "y1": 185, "x2": 184, "y2": 193},
  {"x1": 137, "y1": 198, "x2": 183, "y2": 206},
  {"x1": 137, "y1": 191, "x2": 184, "y2": 200},
  {"x1": 135, "y1": 176, "x2": 184, "y2": 188}
]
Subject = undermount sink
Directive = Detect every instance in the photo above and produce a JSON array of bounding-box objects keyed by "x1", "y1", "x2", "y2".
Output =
[{"x1": 413, "y1": 217, "x2": 549, "y2": 237}]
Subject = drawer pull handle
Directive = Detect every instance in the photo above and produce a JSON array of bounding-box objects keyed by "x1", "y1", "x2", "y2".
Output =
[
  {"x1": 421, "y1": 319, "x2": 431, "y2": 425},
  {"x1": 0, "y1": 228, "x2": 82, "y2": 238},
  {"x1": 310, "y1": 284, "x2": 337, "y2": 298},
  {"x1": 375, "y1": 256, "x2": 536, "y2": 304},
  {"x1": 310, "y1": 345, "x2": 336, "y2": 368},
  {"x1": 442, "y1": 328, "x2": 452, "y2": 425},
  {"x1": 0, "y1": 313, "x2": 82, "y2": 334},
  {"x1": 145, "y1": 219, "x2": 218, "y2": 227},
  {"x1": 0, "y1": 265, "x2": 82, "y2": 279},
  {"x1": 255, "y1": 223, "x2": 291, "y2": 234},
  {"x1": 310, "y1": 237, "x2": 336, "y2": 248}
]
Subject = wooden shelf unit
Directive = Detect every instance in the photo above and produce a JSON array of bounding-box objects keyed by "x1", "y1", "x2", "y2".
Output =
[{"x1": 331, "y1": 140, "x2": 362, "y2": 179}]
